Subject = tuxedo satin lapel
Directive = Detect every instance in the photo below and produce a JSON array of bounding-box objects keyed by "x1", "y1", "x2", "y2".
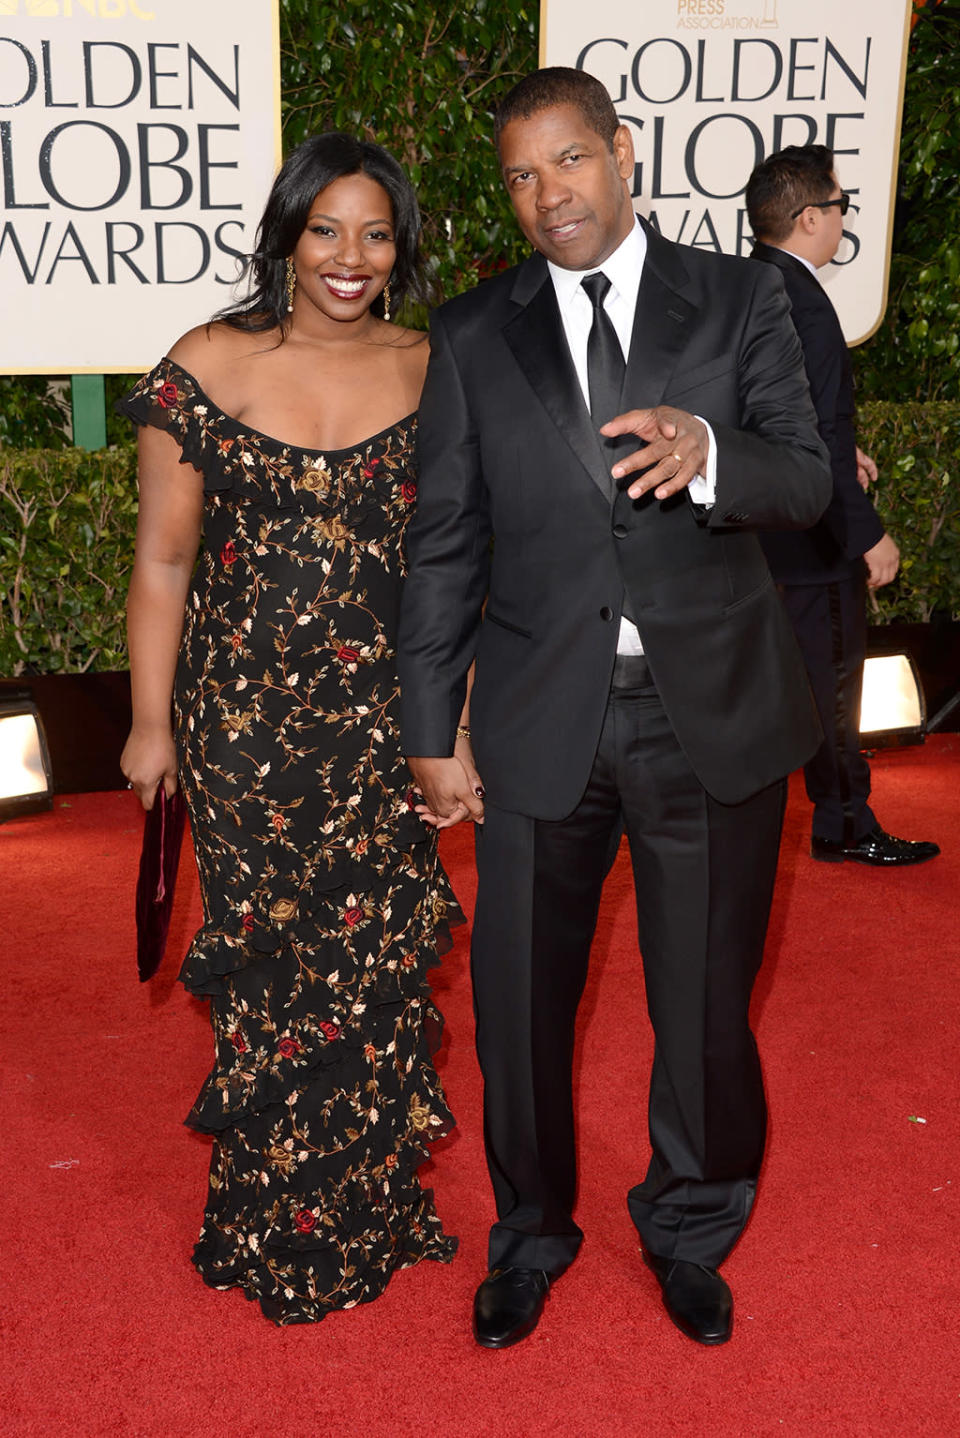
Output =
[
  {"x1": 503, "y1": 264, "x2": 613, "y2": 503},
  {"x1": 621, "y1": 255, "x2": 698, "y2": 413}
]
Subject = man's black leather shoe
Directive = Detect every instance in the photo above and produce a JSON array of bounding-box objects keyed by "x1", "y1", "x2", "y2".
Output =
[
  {"x1": 811, "y1": 825, "x2": 940, "y2": 866},
  {"x1": 473, "y1": 1267, "x2": 551, "y2": 1349},
  {"x1": 642, "y1": 1249, "x2": 732, "y2": 1346}
]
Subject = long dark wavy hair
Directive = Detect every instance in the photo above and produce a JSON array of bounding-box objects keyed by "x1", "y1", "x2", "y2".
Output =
[{"x1": 216, "y1": 133, "x2": 427, "y2": 333}]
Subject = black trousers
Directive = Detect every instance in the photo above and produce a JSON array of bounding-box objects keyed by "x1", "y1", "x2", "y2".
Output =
[
  {"x1": 779, "y1": 573, "x2": 875, "y2": 844},
  {"x1": 470, "y1": 659, "x2": 786, "y2": 1276}
]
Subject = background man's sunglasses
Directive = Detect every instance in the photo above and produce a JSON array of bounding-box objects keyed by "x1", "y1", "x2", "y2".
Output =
[{"x1": 791, "y1": 193, "x2": 851, "y2": 219}]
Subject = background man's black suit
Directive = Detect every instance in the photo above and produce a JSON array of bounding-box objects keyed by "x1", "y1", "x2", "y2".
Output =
[
  {"x1": 752, "y1": 241, "x2": 885, "y2": 843},
  {"x1": 399, "y1": 213, "x2": 831, "y2": 1282}
]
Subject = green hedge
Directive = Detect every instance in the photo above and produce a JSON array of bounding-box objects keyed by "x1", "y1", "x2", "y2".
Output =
[
  {"x1": 0, "y1": 447, "x2": 137, "y2": 675},
  {"x1": 2, "y1": 406, "x2": 957, "y2": 675},
  {"x1": 858, "y1": 401, "x2": 960, "y2": 622}
]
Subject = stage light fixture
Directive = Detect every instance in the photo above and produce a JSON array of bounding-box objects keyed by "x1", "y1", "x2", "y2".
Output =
[
  {"x1": 859, "y1": 650, "x2": 926, "y2": 747},
  {"x1": 0, "y1": 691, "x2": 54, "y2": 820}
]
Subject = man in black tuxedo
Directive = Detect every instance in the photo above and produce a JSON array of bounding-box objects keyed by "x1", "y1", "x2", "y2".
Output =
[
  {"x1": 747, "y1": 145, "x2": 940, "y2": 866},
  {"x1": 398, "y1": 68, "x2": 831, "y2": 1350}
]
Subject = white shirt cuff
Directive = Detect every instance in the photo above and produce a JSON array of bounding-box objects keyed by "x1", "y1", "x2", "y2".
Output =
[{"x1": 688, "y1": 417, "x2": 717, "y2": 506}]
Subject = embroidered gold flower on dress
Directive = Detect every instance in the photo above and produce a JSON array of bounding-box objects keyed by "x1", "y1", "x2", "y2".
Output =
[
  {"x1": 268, "y1": 1144, "x2": 297, "y2": 1176},
  {"x1": 269, "y1": 897, "x2": 298, "y2": 923},
  {"x1": 221, "y1": 709, "x2": 253, "y2": 735},
  {"x1": 408, "y1": 1095, "x2": 433, "y2": 1132},
  {"x1": 297, "y1": 462, "x2": 331, "y2": 495},
  {"x1": 314, "y1": 516, "x2": 350, "y2": 546}
]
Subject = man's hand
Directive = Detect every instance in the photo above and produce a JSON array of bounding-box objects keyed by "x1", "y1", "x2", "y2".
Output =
[
  {"x1": 407, "y1": 753, "x2": 485, "y2": 830},
  {"x1": 601, "y1": 406, "x2": 710, "y2": 501},
  {"x1": 855, "y1": 446, "x2": 878, "y2": 492},
  {"x1": 863, "y1": 532, "x2": 899, "y2": 589}
]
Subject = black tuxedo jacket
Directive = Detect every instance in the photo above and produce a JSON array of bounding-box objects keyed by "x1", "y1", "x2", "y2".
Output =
[
  {"x1": 752, "y1": 242, "x2": 885, "y2": 585},
  {"x1": 398, "y1": 219, "x2": 832, "y2": 818}
]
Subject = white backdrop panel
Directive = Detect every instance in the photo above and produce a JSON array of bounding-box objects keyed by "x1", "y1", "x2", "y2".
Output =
[
  {"x1": 541, "y1": 0, "x2": 912, "y2": 344},
  {"x1": 0, "y1": 0, "x2": 280, "y2": 372}
]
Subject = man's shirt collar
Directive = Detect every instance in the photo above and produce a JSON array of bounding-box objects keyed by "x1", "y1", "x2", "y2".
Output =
[{"x1": 547, "y1": 214, "x2": 646, "y2": 311}]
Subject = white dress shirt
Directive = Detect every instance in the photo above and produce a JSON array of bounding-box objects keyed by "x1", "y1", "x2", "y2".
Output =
[
  {"x1": 547, "y1": 217, "x2": 717, "y2": 654},
  {"x1": 780, "y1": 246, "x2": 819, "y2": 278}
]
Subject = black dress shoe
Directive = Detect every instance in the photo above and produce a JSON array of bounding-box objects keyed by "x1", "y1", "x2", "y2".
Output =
[
  {"x1": 811, "y1": 825, "x2": 940, "y2": 866},
  {"x1": 642, "y1": 1249, "x2": 732, "y2": 1346},
  {"x1": 473, "y1": 1267, "x2": 551, "y2": 1349}
]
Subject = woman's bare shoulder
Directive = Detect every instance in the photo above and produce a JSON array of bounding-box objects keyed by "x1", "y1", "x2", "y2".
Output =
[
  {"x1": 385, "y1": 324, "x2": 429, "y2": 385},
  {"x1": 167, "y1": 321, "x2": 282, "y2": 387}
]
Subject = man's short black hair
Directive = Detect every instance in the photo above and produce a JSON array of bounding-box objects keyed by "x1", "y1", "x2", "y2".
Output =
[
  {"x1": 746, "y1": 144, "x2": 836, "y2": 244},
  {"x1": 494, "y1": 67, "x2": 619, "y2": 153}
]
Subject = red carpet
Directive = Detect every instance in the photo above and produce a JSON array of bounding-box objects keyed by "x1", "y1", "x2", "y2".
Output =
[{"x1": 3, "y1": 737, "x2": 958, "y2": 1436}]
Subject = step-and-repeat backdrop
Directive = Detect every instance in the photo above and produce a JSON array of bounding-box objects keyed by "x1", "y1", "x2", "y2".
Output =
[
  {"x1": 1, "y1": 0, "x2": 280, "y2": 372},
  {"x1": 541, "y1": 0, "x2": 913, "y2": 343}
]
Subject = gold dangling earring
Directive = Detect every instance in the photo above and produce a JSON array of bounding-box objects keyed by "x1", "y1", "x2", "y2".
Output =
[
  {"x1": 285, "y1": 258, "x2": 296, "y2": 315},
  {"x1": 382, "y1": 283, "x2": 391, "y2": 323}
]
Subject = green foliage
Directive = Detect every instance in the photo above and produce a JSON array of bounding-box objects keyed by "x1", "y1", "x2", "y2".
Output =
[
  {"x1": 0, "y1": 447, "x2": 138, "y2": 675},
  {"x1": 0, "y1": 377, "x2": 70, "y2": 449},
  {"x1": 280, "y1": 0, "x2": 537, "y2": 309},
  {"x1": 856, "y1": 3, "x2": 960, "y2": 400},
  {"x1": 858, "y1": 401, "x2": 960, "y2": 621}
]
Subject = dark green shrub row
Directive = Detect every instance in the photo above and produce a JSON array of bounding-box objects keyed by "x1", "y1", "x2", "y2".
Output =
[
  {"x1": 0, "y1": 447, "x2": 137, "y2": 675},
  {"x1": 2, "y1": 406, "x2": 957, "y2": 675},
  {"x1": 858, "y1": 401, "x2": 960, "y2": 623}
]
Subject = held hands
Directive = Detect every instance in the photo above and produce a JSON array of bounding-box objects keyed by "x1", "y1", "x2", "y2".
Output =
[
  {"x1": 601, "y1": 406, "x2": 710, "y2": 501},
  {"x1": 121, "y1": 726, "x2": 179, "y2": 810},
  {"x1": 408, "y1": 736, "x2": 485, "y2": 831}
]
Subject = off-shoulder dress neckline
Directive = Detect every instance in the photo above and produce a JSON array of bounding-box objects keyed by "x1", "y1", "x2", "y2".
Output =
[{"x1": 158, "y1": 356, "x2": 418, "y2": 460}]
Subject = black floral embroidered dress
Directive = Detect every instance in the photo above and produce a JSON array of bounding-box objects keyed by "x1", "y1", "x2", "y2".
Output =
[{"x1": 121, "y1": 358, "x2": 461, "y2": 1324}]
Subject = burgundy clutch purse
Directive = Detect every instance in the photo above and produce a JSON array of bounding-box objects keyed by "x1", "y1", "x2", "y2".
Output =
[{"x1": 135, "y1": 782, "x2": 187, "y2": 982}]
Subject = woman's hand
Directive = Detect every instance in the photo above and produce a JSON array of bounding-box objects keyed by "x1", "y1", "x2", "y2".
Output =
[
  {"x1": 408, "y1": 735, "x2": 485, "y2": 831},
  {"x1": 453, "y1": 731, "x2": 484, "y2": 808},
  {"x1": 121, "y1": 726, "x2": 178, "y2": 810}
]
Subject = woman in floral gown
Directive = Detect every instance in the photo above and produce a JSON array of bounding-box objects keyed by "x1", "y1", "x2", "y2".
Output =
[{"x1": 120, "y1": 134, "x2": 476, "y2": 1325}]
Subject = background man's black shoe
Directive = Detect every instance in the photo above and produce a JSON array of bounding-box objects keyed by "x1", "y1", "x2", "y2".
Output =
[
  {"x1": 473, "y1": 1267, "x2": 551, "y2": 1349},
  {"x1": 642, "y1": 1249, "x2": 732, "y2": 1346},
  {"x1": 811, "y1": 825, "x2": 940, "y2": 866}
]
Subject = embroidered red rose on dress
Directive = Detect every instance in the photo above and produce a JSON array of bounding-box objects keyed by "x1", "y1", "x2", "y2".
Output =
[
  {"x1": 278, "y1": 1037, "x2": 301, "y2": 1058},
  {"x1": 319, "y1": 1020, "x2": 341, "y2": 1041},
  {"x1": 337, "y1": 646, "x2": 360, "y2": 664},
  {"x1": 242, "y1": 914, "x2": 254, "y2": 933},
  {"x1": 293, "y1": 1208, "x2": 316, "y2": 1234},
  {"x1": 400, "y1": 481, "x2": 417, "y2": 503},
  {"x1": 272, "y1": 814, "x2": 285, "y2": 832},
  {"x1": 362, "y1": 460, "x2": 379, "y2": 478},
  {"x1": 156, "y1": 381, "x2": 179, "y2": 409},
  {"x1": 344, "y1": 906, "x2": 364, "y2": 927},
  {"x1": 230, "y1": 1031, "x2": 247, "y2": 1053},
  {"x1": 220, "y1": 540, "x2": 237, "y2": 566}
]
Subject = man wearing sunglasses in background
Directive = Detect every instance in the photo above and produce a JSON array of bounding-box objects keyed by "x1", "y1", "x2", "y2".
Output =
[{"x1": 746, "y1": 145, "x2": 939, "y2": 866}]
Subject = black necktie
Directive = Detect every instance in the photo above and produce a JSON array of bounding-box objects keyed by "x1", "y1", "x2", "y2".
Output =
[
  {"x1": 582, "y1": 271, "x2": 637, "y2": 626},
  {"x1": 582, "y1": 271, "x2": 624, "y2": 427}
]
